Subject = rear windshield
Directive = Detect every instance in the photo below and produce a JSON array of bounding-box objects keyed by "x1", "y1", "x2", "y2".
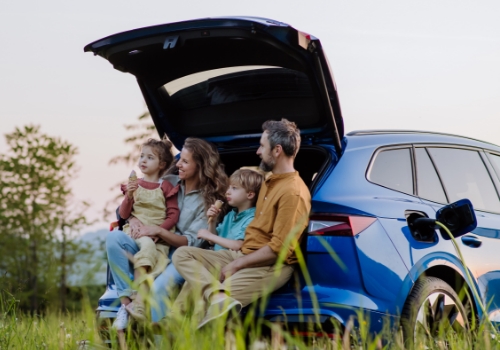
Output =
[
  {"x1": 164, "y1": 66, "x2": 277, "y2": 96},
  {"x1": 157, "y1": 66, "x2": 322, "y2": 137}
]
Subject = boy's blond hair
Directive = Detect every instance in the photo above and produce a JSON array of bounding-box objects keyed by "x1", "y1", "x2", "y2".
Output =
[{"x1": 229, "y1": 169, "x2": 264, "y2": 204}]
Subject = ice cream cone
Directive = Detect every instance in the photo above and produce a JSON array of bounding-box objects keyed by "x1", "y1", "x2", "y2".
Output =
[
  {"x1": 129, "y1": 170, "x2": 137, "y2": 182},
  {"x1": 208, "y1": 199, "x2": 224, "y2": 224}
]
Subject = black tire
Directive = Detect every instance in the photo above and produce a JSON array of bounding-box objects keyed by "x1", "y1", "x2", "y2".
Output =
[{"x1": 401, "y1": 276, "x2": 470, "y2": 348}]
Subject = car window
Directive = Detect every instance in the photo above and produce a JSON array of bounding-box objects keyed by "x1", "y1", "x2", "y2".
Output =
[
  {"x1": 487, "y1": 153, "x2": 500, "y2": 180},
  {"x1": 157, "y1": 66, "x2": 322, "y2": 137},
  {"x1": 369, "y1": 148, "x2": 413, "y2": 195},
  {"x1": 428, "y1": 148, "x2": 500, "y2": 212},
  {"x1": 415, "y1": 148, "x2": 447, "y2": 203},
  {"x1": 164, "y1": 66, "x2": 278, "y2": 95},
  {"x1": 162, "y1": 66, "x2": 314, "y2": 111}
]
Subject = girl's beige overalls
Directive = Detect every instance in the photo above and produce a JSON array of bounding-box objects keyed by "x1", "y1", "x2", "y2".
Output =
[{"x1": 123, "y1": 179, "x2": 171, "y2": 282}]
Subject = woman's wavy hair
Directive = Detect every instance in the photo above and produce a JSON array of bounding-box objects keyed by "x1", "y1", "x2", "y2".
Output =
[{"x1": 168, "y1": 137, "x2": 228, "y2": 212}]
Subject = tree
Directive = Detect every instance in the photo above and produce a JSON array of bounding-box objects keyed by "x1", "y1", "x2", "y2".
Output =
[
  {"x1": 0, "y1": 125, "x2": 90, "y2": 313},
  {"x1": 108, "y1": 111, "x2": 158, "y2": 168},
  {"x1": 58, "y1": 200, "x2": 93, "y2": 312}
]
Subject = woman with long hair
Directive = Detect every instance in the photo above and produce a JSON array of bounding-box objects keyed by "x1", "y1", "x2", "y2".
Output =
[
  {"x1": 169, "y1": 137, "x2": 229, "y2": 214},
  {"x1": 106, "y1": 137, "x2": 228, "y2": 328}
]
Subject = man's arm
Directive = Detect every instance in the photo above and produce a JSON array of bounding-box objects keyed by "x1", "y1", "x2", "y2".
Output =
[
  {"x1": 267, "y1": 192, "x2": 310, "y2": 261},
  {"x1": 220, "y1": 245, "x2": 276, "y2": 281},
  {"x1": 236, "y1": 245, "x2": 277, "y2": 268}
]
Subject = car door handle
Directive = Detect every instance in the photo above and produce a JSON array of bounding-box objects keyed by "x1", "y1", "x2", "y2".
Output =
[{"x1": 461, "y1": 235, "x2": 482, "y2": 248}]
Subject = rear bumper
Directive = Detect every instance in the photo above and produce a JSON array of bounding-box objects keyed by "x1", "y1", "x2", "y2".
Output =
[
  {"x1": 264, "y1": 305, "x2": 398, "y2": 335},
  {"x1": 264, "y1": 288, "x2": 400, "y2": 335}
]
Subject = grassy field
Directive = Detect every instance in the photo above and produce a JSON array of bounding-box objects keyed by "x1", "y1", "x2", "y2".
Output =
[
  {"x1": 2, "y1": 288, "x2": 499, "y2": 350},
  {"x1": 2, "y1": 229, "x2": 498, "y2": 350}
]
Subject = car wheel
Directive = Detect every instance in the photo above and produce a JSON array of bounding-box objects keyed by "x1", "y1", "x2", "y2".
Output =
[{"x1": 401, "y1": 276, "x2": 470, "y2": 348}]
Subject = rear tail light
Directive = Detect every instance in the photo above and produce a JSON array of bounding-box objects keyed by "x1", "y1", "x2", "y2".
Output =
[{"x1": 308, "y1": 214, "x2": 376, "y2": 236}]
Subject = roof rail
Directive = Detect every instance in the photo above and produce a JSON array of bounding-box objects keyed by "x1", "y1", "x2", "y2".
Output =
[{"x1": 346, "y1": 129, "x2": 497, "y2": 146}]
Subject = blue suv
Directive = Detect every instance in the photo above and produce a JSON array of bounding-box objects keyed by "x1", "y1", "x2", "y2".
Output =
[{"x1": 85, "y1": 17, "x2": 500, "y2": 343}]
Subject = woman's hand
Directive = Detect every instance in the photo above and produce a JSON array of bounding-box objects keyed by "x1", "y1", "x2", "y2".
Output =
[
  {"x1": 129, "y1": 217, "x2": 144, "y2": 238},
  {"x1": 206, "y1": 204, "x2": 221, "y2": 222},
  {"x1": 126, "y1": 180, "x2": 138, "y2": 199},
  {"x1": 137, "y1": 225, "x2": 161, "y2": 240}
]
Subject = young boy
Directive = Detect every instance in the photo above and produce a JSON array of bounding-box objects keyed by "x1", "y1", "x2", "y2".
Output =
[{"x1": 197, "y1": 168, "x2": 264, "y2": 250}]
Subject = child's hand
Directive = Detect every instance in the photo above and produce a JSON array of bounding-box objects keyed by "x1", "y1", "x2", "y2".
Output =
[
  {"x1": 197, "y1": 229, "x2": 214, "y2": 241},
  {"x1": 206, "y1": 204, "x2": 221, "y2": 221},
  {"x1": 126, "y1": 180, "x2": 138, "y2": 199}
]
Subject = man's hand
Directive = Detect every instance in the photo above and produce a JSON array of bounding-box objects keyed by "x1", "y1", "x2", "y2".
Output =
[
  {"x1": 129, "y1": 217, "x2": 144, "y2": 238},
  {"x1": 126, "y1": 180, "x2": 138, "y2": 199},
  {"x1": 220, "y1": 259, "x2": 243, "y2": 282}
]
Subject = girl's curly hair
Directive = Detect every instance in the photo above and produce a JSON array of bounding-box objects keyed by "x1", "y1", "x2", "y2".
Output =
[{"x1": 142, "y1": 136, "x2": 174, "y2": 176}]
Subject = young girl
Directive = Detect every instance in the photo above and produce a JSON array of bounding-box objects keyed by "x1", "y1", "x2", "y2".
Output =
[{"x1": 116, "y1": 137, "x2": 179, "y2": 326}]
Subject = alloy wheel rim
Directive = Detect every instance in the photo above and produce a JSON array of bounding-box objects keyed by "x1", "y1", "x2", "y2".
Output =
[{"x1": 414, "y1": 290, "x2": 467, "y2": 344}]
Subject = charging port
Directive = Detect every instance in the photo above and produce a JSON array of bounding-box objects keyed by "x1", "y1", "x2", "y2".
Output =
[{"x1": 405, "y1": 211, "x2": 437, "y2": 243}]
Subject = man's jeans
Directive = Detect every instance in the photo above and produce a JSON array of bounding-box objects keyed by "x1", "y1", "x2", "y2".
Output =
[{"x1": 106, "y1": 230, "x2": 185, "y2": 322}]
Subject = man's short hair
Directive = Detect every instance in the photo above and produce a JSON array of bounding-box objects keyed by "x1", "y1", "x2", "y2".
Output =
[
  {"x1": 262, "y1": 119, "x2": 301, "y2": 157},
  {"x1": 230, "y1": 169, "x2": 264, "y2": 203}
]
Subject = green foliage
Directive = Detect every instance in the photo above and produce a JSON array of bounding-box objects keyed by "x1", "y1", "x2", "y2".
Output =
[
  {"x1": 0, "y1": 125, "x2": 92, "y2": 313},
  {"x1": 0, "y1": 125, "x2": 76, "y2": 233},
  {"x1": 0, "y1": 289, "x2": 101, "y2": 350},
  {"x1": 108, "y1": 111, "x2": 157, "y2": 168}
]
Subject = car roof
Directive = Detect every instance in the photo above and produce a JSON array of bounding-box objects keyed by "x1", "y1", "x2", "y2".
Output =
[{"x1": 344, "y1": 129, "x2": 500, "y2": 153}]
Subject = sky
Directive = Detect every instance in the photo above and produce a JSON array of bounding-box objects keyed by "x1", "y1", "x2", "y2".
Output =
[{"x1": 1, "y1": 0, "x2": 500, "y2": 233}]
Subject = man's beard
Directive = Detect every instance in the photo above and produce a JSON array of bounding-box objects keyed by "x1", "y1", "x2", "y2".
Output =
[{"x1": 259, "y1": 156, "x2": 275, "y2": 172}]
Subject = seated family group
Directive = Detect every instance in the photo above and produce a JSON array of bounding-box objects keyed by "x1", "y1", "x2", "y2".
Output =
[{"x1": 106, "y1": 118, "x2": 312, "y2": 332}]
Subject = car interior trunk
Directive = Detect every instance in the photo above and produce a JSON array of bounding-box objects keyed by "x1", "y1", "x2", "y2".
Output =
[{"x1": 219, "y1": 145, "x2": 331, "y2": 191}]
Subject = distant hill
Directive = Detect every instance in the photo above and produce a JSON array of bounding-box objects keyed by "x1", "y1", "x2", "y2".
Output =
[{"x1": 67, "y1": 228, "x2": 109, "y2": 286}]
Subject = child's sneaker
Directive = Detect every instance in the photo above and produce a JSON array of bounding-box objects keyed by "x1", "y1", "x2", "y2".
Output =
[{"x1": 112, "y1": 304, "x2": 129, "y2": 330}]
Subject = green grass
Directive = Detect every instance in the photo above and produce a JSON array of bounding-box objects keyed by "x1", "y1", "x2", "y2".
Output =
[
  {"x1": 2, "y1": 287, "x2": 499, "y2": 350},
  {"x1": 3, "y1": 222, "x2": 499, "y2": 349},
  {"x1": 0, "y1": 290, "x2": 101, "y2": 349}
]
